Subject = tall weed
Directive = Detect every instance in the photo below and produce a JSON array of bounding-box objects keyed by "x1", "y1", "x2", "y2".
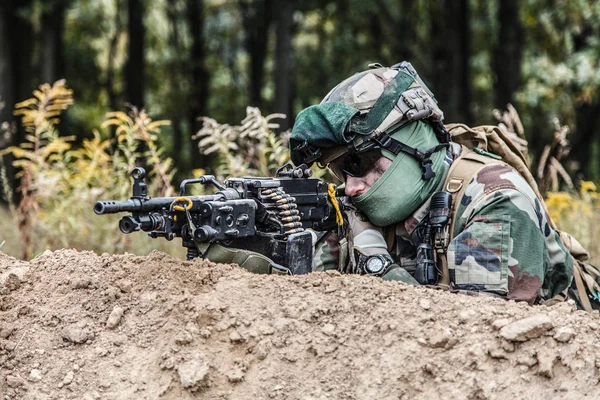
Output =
[{"x1": 1, "y1": 81, "x2": 178, "y2": 259}]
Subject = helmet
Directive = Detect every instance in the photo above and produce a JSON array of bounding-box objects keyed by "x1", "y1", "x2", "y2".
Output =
[{"x1": 290, "y1": 62, "x2": 449, "y2": 180}]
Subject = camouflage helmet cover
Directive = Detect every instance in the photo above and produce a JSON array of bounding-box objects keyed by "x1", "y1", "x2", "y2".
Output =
[{"x1": 290, "y1": 62, "x2": 445, "y2": 167}]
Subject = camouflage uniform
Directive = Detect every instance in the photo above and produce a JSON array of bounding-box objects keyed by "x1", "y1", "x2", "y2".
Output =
[
  {"x1": 313, "y1": 144, "x2": 573, "y2": 304},
  {"x1": 291, "y1": 62, "x2": 573, "y2": 304}
]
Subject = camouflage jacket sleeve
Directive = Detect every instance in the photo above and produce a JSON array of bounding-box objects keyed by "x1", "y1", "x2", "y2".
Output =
[
  {"x1": 447, "y1": 163, "x2": 573, "y2": 303},
  {"x1": 313, "y1": 231, "x2": 341, "y2": 272}
]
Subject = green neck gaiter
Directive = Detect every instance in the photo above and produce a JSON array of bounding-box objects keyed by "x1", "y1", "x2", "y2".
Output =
[{"x1": 352, "y1": 121, "x2": 448, "y2": 227}]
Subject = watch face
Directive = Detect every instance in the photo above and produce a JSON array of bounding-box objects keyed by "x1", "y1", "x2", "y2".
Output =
[{"x1": 366, "y1": 256, "x2": 385, "y2": 274}]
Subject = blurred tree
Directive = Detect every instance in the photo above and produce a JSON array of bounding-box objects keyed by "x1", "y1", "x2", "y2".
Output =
[
  {"x1": 40, "y1": 0, "x2": 68, "y2": 84},
  {"x1": 272, "y1": 0, "x2": 296, "y2": 130},
  {"x1": 430, "y1": 0, "x2": 471, "y2": 124},
  {"x1": 106, "y1": 0, "x2": 125, "y2": 113},
  {"x1": 0, "y1": 0, "x2": 35, "y2": 202},
  {"x1": 187, "y1": 0, "x2": 210, "y2": 169},
  {"x1": 240, "y1": 0, "x2": 272, "y2": 110},
  {"x1": 492, "y1": 0, "x2": 523, "y2": 110},
  {"x1": 125, "y1": 0, "x2": 145, "y2": 108}
]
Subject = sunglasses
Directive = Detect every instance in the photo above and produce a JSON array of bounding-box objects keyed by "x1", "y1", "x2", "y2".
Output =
[{"x1": 329, "y1": 149, "x2": 382, "y2": 180}]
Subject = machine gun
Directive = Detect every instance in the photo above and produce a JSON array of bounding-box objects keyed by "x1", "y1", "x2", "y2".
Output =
[{"x1": 93, "y1": 164, "x2": 341, "y2": 275}]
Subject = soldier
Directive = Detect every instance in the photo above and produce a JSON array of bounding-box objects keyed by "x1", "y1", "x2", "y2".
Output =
[{"x1": 289, "y1": 62, "x2": 573, "y2": 304}]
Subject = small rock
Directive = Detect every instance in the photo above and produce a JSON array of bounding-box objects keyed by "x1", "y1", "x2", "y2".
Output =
[
  {"x1": 113, "y1": 334, "x2": 127, "y2": 346},
  {"x1": 2, "y1": 273, "x2": 21, "y2": 291},
  {"x1": 321, "y1": 324, "x2": 336, "y2": 336},
  {"x1": 226, "y1": 367, "x2": 245, "y2": 383},
  {"x1": 516, "y1": 352, "x2": 537, "y2": 367},
  {"x1": 0, "y1": 325, "x2": 15, "y2": 339},
  {"x1": 106, "y1": 306, "x2": 124, "y2": 329},
  {"x1": 537, "y1": 348, "x2": 557, "y2": 378},
  {"x1": 229, "y1": 330, "x2": 243, "y2": 343},
  {"x1": 115, "y1": 279, "x2": 133, "y2": 293},
  {"x1": 458, "y1": 309, "x2": 477, "y2": 323},
  {"x1": 70, "y1": 278, "x2": 91, "y2": 289},
  {"x1": 419, "y1": 299, "x2": 431, "y2": 310},
  {"x1": 489, "y1": 347, "x2": 508, "y2": 359},
  {"x1": 6, "y1": 375, "x2": 25, "y2": 388},
  {"x1": 501, "y1": 340, "x2": 515, "y2": 352},
  {"x1": 500, "y1": 315, "x2": 553, "y2": 341},
  {"x1": 258, "y1": 325, "x2": 275, "y2": 335},
  {"x1": 178, "y1": 354, "x2": 210, "y2": 389},
  {"x1": 254, "y1": 340, "x2": 270, "y2": 360},
  {"x1": 491, "y1": 318, "x2": 511, "y2": 330},
  {"x1": 428, "y1": 329, "x2": 452, "y2": 348},
  {"x1": 553, "y1": 326, "x2": 575, "y2": 343},
  {"x1": 199, "y1": 328, "x2": 211, "y2": 338},
  {"x1": 175, "y1": 330, "x2": 193, "y2": 345},
  {"x1": 28, "y1": 369, "x2": 43, "y2": 382},
  {"x1": 63, "y1": 371, "x2": 74, "y2": 386},
  {"x1": 559, "y1": 383, "x2": 569, "y2": 392},
  {"x1": 62, "y1": 324, "x2": 92, "y2": 344}
]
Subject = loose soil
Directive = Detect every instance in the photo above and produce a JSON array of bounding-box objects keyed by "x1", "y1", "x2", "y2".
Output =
[{"x1": 1, "y1": 249, "x2": 600, "y2": 399}]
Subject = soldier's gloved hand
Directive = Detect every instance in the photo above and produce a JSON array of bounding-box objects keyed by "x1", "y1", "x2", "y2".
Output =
[{"x1": 200, "y1": 243, "x2": 279, "y2": 274}]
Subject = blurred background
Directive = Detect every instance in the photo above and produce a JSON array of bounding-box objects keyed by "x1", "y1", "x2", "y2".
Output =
[{"x1": 0, "y1": 0, "x2": 599, "y2": 260}]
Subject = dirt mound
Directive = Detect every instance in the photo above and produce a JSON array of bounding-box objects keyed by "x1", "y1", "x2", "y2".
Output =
[{"x1": 1, "y1": 249, "x2": 600, "y2": 399}]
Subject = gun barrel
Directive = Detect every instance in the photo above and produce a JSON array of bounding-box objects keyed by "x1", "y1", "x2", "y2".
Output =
[{"x1": 93, "y1": 197, "x2": 178, "y2": 215}]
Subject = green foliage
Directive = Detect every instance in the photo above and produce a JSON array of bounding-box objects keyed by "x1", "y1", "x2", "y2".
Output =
[
  {"x1": 193, "y1": 106, "x2": 289, "y2": 178},
  {"x1": 1, "y1": 81, "x2": 178, "y2": 259}
]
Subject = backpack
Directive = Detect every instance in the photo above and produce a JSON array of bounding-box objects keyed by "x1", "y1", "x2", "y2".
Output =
[{"x1": 439, "y1": 123, "x2": 600, "y2": 313}]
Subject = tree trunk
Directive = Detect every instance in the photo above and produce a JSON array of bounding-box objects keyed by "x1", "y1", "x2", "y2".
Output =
[
  {"x1": 40, "y1": 0, "x2": 66, "y2": 84},
  {"x1": 492, "y1": 0, "x2": 523, "y2": 110},
  {"x1": 272, "y1": 0, "x2": 295, "y2": 130},
  {"x1": 571, "y1": 102, "x2": 600, "y2": 179},
  {"x1": 430, "y1": 0, "x2": 471, "y2": 124},
  {"x1": 240, "y1": 0, "x2": 272, "y2": 110},
  {"x1": 166, "y1": 0, "x2": 185, "y2": 174},
  {"x1": 187, "y1": 0, "x2": 210, "y2": 169},
  {"x1": 0, "y1": 0, "x2": 34, "y2": 203},
  {"x1": 106, "y1": 0, "x2": 124, "y2": 113},
  {"x1": 125, "y1": 0, "x2": 145, "y2": 108}
]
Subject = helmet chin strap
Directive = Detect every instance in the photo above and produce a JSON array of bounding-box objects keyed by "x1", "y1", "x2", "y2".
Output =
[{"x1": 372, "y1": 130, "x2": 449, "y2": 180}]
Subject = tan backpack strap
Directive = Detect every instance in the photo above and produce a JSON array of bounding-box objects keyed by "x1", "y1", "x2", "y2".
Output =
[
  {"x1": 573, "y1": 260, "x2": 594, "y2": 313},
  {"x1": 436, "y1": 146, "x2": 501, "y2": 286}
]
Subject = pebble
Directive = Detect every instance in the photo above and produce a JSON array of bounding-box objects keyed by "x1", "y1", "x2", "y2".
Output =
[
  {"x1": 229, "y1": 330, "x2": 243, "y2": 343},
  {"x1": 0, "y1": 325, "x2": 15, "y2": 339},
  {"x1": 537, "y1": 348, "x2": 557, "y2": 378},
  {"x1": 116, "y1": 279, "x2": 133, "y2": 293},
  {"x1": 491, "y1": 318, "x2": 511, "y2": 330},
  {"x1": 500, "y1": 315, "x2": 553, "y2": 341},
  {"x1": 175, "y1": 330, "x2": 193, "y2": 345},
  {"x1": 199, "y1": 328, "x2": 211, "y2": 338},
  {"x1": 321, "y1": 324, "x2": 336, "y2": 336},
  {"x1": 428, "y1": 329, "x2": 452, "y2": 349},
  {"x1": 6, "y1": 375, "x2": 24, "y2": 388},
  {"x1": 226, "y1": 367, "x2": 245, "y2": 383},
  {"x1": 554, "y1": 326, "x2": 575, "y2": 342},
  {"x1": 70, "y1": 278, "x2": 91, "y2": 289},
  {"x1": 458, "y1": 309, "x2": 477, "y2": 323},
  {"x1": 28, "y1": 369, "x2": 43, "y2": 382},
  {"x1": 62, "y1": 371, "x2": 74, "y2": 386},
  {"x1": 106, "y1": 306, "x2": 124, "y2": 329},
  {"x1": 177, "y1": 354, "x2": 210, "y2": 389},
  {"x1": 62, "y1": 324, "x2": 92, "y2": 344},
  {"x1": 419, "y1": 299, "x2": 431, "y2": 310}
]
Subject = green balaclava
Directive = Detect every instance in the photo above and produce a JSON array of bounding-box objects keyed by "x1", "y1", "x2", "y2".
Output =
[{"x1": 352, "y1": 120, "x2": 448, "y2": 226}]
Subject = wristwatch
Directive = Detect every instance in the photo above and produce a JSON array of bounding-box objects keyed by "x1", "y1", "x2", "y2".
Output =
[{"x1": 361, "y1": 254, "x2": 394, "y2": 276}]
